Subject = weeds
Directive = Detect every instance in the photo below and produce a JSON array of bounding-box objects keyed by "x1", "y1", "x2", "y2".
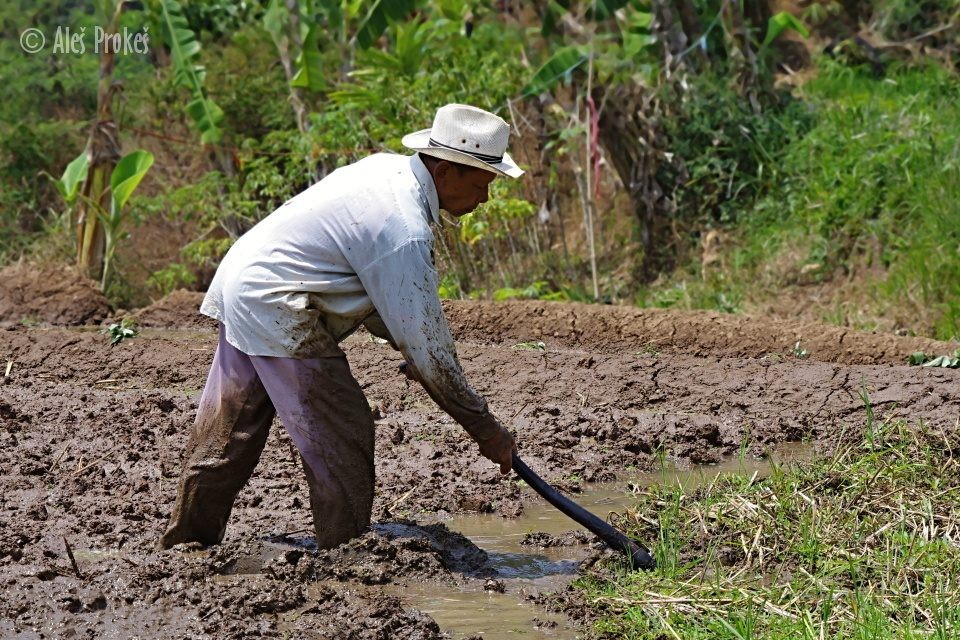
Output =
[
  {"x1": 512, "y1": 341, "x2": 547, "y2": 351},
  {"x1": 578, "y1": 417, "x2": 960, "y2": 638},
  {"x1": 738, "y1": 62, "x2": 960, "y2": 340},
  {"x1": 635, "y1": 343, "x2": 660, "y2": 357},
  {"x1": 103, "y1": 318, "x2": 138, "y2": 346},
  {"x1": 908, "y1": 350, "x2": 960, "y2": 368},
  {"x1": 791, "y1": 341, "x2": 809, "y2": 359}
]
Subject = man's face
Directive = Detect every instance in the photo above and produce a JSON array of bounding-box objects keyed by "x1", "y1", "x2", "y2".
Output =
[{"x1": 433, "y1": 162, "x2": 497, "y2": 217}]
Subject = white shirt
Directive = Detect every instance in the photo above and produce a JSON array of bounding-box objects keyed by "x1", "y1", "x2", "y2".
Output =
[{"x1": 201, "y1": 153, "x2": 499, "y2": 440}]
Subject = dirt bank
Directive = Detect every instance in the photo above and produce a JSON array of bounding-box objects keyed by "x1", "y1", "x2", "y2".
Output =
[
  {"x1": 442, "y1": 299, "x2": 959, "y2": 366},
  {"x1": 1, "y1": 296, "x2": 957, "y2": 637},
  {"x1": 113, "y1": 289, "x2": 959, "y2": 366},
  {"x1": 0, "y1": 263, "x2": 109, "y2": 327}
]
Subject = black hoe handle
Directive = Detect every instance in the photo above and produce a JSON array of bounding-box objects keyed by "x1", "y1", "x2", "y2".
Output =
[{"x1": 512, "y1": 453, "x2": 655, "y2": 570}]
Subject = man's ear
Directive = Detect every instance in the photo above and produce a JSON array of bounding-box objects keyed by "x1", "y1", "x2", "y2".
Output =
[{"x1": 433, "y1": 160, "x2": 453, "y2": 184}]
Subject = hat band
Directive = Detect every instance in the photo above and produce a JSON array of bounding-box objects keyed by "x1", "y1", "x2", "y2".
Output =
[{"x1": 428, "y1": 138, "x2": 503, "y2": 164}]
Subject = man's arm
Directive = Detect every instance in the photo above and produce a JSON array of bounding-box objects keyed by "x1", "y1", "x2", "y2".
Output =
[{"x1": 356, "y1": 240, "x2": 514, "y2": 471}]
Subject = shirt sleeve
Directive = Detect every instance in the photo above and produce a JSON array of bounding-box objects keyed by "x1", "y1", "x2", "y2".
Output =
[{"x1": 356, "y1": 239, "x2": 501, "y2": 441}]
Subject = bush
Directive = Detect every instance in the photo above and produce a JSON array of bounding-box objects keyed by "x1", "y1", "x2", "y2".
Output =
[{"x1": 659, "y1": 69, "x2": 814, "y2": 226}]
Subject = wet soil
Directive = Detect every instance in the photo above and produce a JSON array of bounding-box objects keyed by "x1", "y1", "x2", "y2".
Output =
[
  {"x1": 1, "y1": 292, "x2": 958, "y2": 637},
  {"x1": 0, "y1": 263, "x2": 109, "y2": 328},
  {"x1": 113, "y1": 289, "x2": 958, "y2": 365}
]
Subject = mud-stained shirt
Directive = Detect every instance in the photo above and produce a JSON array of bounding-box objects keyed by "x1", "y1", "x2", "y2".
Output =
[{"x1": 200, "y1": 153, "x2": 500, "y2": 440}]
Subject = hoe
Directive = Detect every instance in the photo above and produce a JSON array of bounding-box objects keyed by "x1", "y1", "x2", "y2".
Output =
[{"x1": 512, "y1": 453, "x2": 655, "y2": 570}]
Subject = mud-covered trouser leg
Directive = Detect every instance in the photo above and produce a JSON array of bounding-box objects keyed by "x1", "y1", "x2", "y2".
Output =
[
  {"x1": 159, "y1": 328, "x2": 276, "y2": 549},
  {"x1": 248, "y1": 353, "x2": 375, "y2": 550}
]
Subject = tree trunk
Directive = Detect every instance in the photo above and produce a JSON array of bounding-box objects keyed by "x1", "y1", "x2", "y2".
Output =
[
  {"x1": 284, "y1": 0, "x2": 310, "y2": 133},
  {"x1": 76, "y1": 11, "x2": 122, "y2": 282}
]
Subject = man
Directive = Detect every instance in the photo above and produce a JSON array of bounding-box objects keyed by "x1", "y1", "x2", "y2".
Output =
[{"x1": 160, "y1": 104, "x2": 522, "y2": 550}]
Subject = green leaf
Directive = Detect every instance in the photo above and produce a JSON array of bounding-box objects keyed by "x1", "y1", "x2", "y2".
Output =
[
  {"x1": 923, "y1": 355, "x2": 960, "y2": 368},
  {"x1": 328, "y1": 83, "x2": 380, "y2": 108},
  {"x1": 102, "y1": 317, "x2": 138, "y2": 346},
  {"x1": 627, "y1": 9, "x2": 653, "y2": 30},
  {"x1": 512, "y1": 340, "x2": 547, "y2": 351},
  {"x1": 262, "y1": 0, "x2": 289, "y2": 47},
  {"x1": 110, "y1": 150, "x2": 154, "y2": 213},
  {"x1": 521, "y1": 46, "x2": 588, "y2": 98},
  {"x1": 185, "y1": 97, "x2": 226, "y2": 145},
  {"x1": 291, "y1": 25, "x2": 326, "y2": 91},
  {"x1": 57, "y1": 152, "x2": 90, "y2": 204},
  {"x1": 760, "y1": 11, "x2": 810, "y2": 49},
  {"x1": 159, "y1": 0, "x2": 224, "y2": 143},
  {"x1": 354, "y1": 0, "x2": 417, "y2": 49},
  {"x1": 908, "y1": 351, "x2": 928, "y2": 365}
]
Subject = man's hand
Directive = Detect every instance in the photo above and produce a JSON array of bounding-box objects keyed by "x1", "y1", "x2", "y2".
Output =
[{"x1": 475, "y1": 425, "x2": 516, "y2": 475}]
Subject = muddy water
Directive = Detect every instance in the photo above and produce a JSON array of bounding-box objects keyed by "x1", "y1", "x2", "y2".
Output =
[{"x1": 412, "y1": 444, "x2": 814, "y2": 639}]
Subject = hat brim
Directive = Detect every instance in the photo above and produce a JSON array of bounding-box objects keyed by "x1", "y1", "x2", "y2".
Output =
[{"x1": 402, "y1": 129, "x2": 524, "y2": 179}]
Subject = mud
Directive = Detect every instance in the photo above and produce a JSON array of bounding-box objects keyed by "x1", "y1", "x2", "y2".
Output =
[
  {"x1": 1, "y1": 292, "x2": 958, "y2": 637},
  {"x1": 442, "y1": 299, "x2": 960, "y2": 366},
  {"x1": 130, "y1": 289, "x2": 218, "y2": 330},
  {"x1": 0, "y1": 263, "x2": 109, "y2": 327},
  {"x1": 107, "y1": 289, "x2": 958, "y2": 365}
]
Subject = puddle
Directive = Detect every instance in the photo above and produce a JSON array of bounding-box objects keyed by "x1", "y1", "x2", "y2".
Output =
[
  {"x1": 389, "y1": 582, "x2": 573, "y2": 639},
  {"x1": 406, "y1": 443, "x2": 815, "y2": 639},
  {"x1": 71, "y1": 548, "x2": 121, "y2": 563}
]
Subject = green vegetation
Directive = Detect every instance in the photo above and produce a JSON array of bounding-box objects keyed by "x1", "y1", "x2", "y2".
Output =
[
  {"x1": 634, "y1": 59, "x2": 960, "y2": 341},
  {"x1": 735, "y1": 62, "x2": 960, "y2": 340},
  {"x1": 511, "y1": 340, "x2": 547, "y2": 351},
  {"x1": 102, "y1": 317, "x2": 138, "y2": 345},
  {"x1": 1, "y1": 1, "x2": 958, "y2": 340},
  {"x1": 578, "y1": 416, "x2": 960, "y2": 638},
  {"x1": 909, "y1": 349, "x2": 960, "y2": 368}
]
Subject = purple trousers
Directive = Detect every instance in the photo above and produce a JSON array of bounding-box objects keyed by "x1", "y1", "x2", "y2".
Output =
[{"x1": 160, "y1": 325, "x2": 374, "y2": 549}]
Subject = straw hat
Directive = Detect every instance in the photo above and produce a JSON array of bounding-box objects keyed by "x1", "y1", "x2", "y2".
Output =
[{"x1": 402, "y1": 104, "x2": 524, "y2": 179}]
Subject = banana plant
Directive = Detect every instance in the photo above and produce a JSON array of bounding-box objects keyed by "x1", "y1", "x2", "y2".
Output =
[
  {"x1": 47, "y1": 152, "x2": 90, "y2": 207},
  {"x1": 354, "y1": 0, "x2": 418, "y2": 49},
  {"x1": 75, "y1": 0, "x2": 127, "y2": 282},
  {"x1": 157, "y1": 0, "x2": 224, "y2": 144},
  {"x1": 261, "y1": 0, "x2": 418, "y2": 131},
  {"x1": 79, "y1": 150, "x2": 155, "y2": 292},
  {"x1": 351, "y1": 19, "x2": 434, "y2": 81}
]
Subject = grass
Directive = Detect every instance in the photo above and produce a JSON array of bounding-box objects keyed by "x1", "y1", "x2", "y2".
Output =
[
  {"x1": 737, "y1": 62, "x2": 960, "y2": 340},
  {"x1": 575, "y1": 415, "x2": 960, "y2": 639},
  {"x1": 639, "y1": 61, "x2": 960, "y2": 341}
]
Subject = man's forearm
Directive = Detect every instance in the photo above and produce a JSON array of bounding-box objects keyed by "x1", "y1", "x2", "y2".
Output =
[{"x1": 404, "y1": 358, "x2": 501, "y2": 441}]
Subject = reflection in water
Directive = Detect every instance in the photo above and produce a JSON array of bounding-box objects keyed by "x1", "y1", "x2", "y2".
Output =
[{"x1": 483, "y1": 552, "x2": 580, "y2": 580}]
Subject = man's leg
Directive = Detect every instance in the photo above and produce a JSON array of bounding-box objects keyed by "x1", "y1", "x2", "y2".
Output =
[
  {"x1": 249, "y1": 354, "x2": 375, "y2": 549},
  {"x1": 160, "y1": 327, "x2": 276, "y2": 549}
]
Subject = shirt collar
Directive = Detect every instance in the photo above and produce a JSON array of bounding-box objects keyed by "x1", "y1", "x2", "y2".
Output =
[{"x1": 409, "y1": 154, "x2": 440, "y2": 226}]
